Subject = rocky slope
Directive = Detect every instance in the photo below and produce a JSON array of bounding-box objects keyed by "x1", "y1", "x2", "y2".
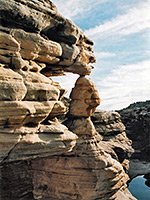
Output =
[
  {"x1": 0, "y1": 0, "x2": 136, "y2": 199},
  {"x1": 119, "y1": 101, "x2": 150, "y2": 187}
]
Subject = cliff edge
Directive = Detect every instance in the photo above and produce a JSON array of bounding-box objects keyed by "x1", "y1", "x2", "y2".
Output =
[
  {"x1": 0, "y1": 1, "x2": 136, "y2": 199},
  {"x1": 119, "y1": 101, "x2": 150, "y2": 187}
]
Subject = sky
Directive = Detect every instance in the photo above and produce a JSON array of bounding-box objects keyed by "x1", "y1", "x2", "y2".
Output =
[{"x1": 52, "y1": 0, "x2": 150, "y2": 111}]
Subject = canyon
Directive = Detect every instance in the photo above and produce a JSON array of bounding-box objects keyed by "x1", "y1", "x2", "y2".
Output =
[
  {"x1": 119, "y1": 101, "x2": 150, "y2": 188},
  {"x1": 0, "y1": 0, "x2": 149, "y2": 200}
]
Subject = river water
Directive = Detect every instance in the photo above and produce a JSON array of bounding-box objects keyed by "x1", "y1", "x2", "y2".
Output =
[{"x1": 128, "y1": 176, "x2": 150, "y2": 200}]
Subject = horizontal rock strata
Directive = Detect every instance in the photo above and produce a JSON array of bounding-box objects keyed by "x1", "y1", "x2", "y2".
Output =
[{"x1": 0, "y1": 0, "x2": 136, "y2": 200}]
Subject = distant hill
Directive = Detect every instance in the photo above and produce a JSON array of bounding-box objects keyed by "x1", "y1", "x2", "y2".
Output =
[{"x1": 118, "y1": 100, "x2": 150, "y2": 113}]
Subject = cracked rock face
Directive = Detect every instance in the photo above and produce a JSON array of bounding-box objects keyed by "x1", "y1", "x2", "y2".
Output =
[
  {"x1": 0, "y1": 0, "x2": 136, "y2": 200},
  {"x1": 119, "y1": 101, "x2": 150, "y2": 187}
]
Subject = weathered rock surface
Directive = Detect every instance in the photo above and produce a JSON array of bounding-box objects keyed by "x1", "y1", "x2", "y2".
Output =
[
  {"x1": 0, "y1": 66, "x2": 27, "y2": 101},
  {"x1": 91, "y1": 111, "x2": 134, "y2": 172},
  {"x1": 119, "y1": 101, "x2": 150, "y2": 186},
  {"x1": 0, "y1": 0, "x2": 95, "y2": 76},
  {"x1": 0, "y1": 122, "x2": 77, "y2": 163},
  {"x1": 69, "y1": 76, "x2": 100, "y2": 117},
  {"x1": 0, "y1": 0, "x2": 136, "y2": 199},
  {"x1": 64, "y1": 117, "x2": 98, "y2": 136},
  {"x1": 0, "y1": 132, "x2": 135, "y2": 200},
  {"x1": 30, "y1": 135, "x2": 131, "y2": 200}
]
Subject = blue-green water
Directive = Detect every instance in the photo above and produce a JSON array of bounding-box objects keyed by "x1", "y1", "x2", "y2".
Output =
[{"x1": 129, "y1": 176, "x2": 150, "y2": 200}]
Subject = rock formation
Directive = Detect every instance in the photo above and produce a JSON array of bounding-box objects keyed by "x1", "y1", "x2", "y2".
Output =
[
  {"x1": 0, "y1": 0, "x2": 136, "y2": 199},
  {"x1": 119, "y1": 101, "x2": 150, "y2": 187}
]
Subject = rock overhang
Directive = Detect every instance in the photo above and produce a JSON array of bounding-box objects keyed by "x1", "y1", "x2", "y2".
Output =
[{"x1": 0, "y1": 1, "x2": 137, "y2": 200}]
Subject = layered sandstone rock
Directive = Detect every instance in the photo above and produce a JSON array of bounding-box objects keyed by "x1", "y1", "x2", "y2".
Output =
[
  {"x1": 91, "y1": 111, "x2": 134, "y2": 173},
  {"x1": 0, "y1": 0, "x2": 136, "y2": 200},
  {"x1": 0, "y1": 0, "x2": 95, "y2": 76}
]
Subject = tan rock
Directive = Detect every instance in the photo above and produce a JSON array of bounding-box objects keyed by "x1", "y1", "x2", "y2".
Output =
[
  {"x1": 12, "y1": 29, "x2": 62, "y2": 63},
  {"x1": 30, "y1": 135, "x2": 131, "y2": 200},
  {"x1": 93, "y1": 110, "x2": 121, "y2": 123},
  {"x1": 0, "y1": 0, "x2": 136, "y2": 199},
  {"x1": 92, "y1": 110, "x2": 134, "y2": 167},
  {"x1": 0, "y1": 133, "x2": 21, "y2": 163},
  {"x1": 28, "y1": 61, "x2": 46, "y2": 73},
  {"x1": 0, "y1": 67, "x2": 27, "y2": 101},
  {"x1": 51, "y1": 80, "x2": 67, "y2": 100},
  {"x1": 0, "y1": 31, "x2": 19, "y2": 51},
  {"x1": 69, "y1": 76, "x2": 100, "y2": 117},
  {"x1": 64, "y1": 117, "x2": 97, "y2": 136},
  {"x1": 17, "y1": 70, "x2": 60, "y2": 101},
  {"x1": 0, "y1": 101, "x2": 56, "y2": 127},
  {"x1": 42, "y1": 18, "x2": 83, "y2": 45},
  {"x1": 64, "y1": 61, "x2": 93, "y2": 75},
  {"x1": 17, "y1": 69, "x2": 52, "y2": 84},
  {"x1": 11, "y1": 53, "x2": 26, "y2": 69},
  {"x1": 0, "y1": 54, "x2": 11, "y2": 64},
  {"x1": 0, "y1": 31, "x2": 25, "y2": 68},
  {"x1": 0, "y1": 0, "x2": 96, "y2": 78},
  {"x1": 41, "y1": 66, "x2": 65, "y2": 77},
  {"x1": 48, "y1": 101, "x2": 67, "y2": 118},
  {"x1": 116, "y1": 188, "x2": 137, "y2": 200},
  {"x1": 24, "y1": 82, "x2": 60, "y2": 101},
  {"x1": 0, "y1": 122, "x2": 77, "y2": 163},
  {"x1": 77, "y1": 36, "x2": 96, "y2": 64},
  {"x1": 78, "y1": 48, "x2": 96, "y2": 64}
]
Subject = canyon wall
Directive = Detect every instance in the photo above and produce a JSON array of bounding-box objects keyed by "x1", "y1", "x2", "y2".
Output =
[
  {"x1": 0, "y1": 0, "x2": 136, "y2": 199},
  {"x1": 119, "y1": 101, "x2": 150, "y2": 187}
]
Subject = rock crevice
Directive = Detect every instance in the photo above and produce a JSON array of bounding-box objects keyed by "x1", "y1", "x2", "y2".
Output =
[{"x1": 119, "y1": 101, "x2": 150, "y2": 186}]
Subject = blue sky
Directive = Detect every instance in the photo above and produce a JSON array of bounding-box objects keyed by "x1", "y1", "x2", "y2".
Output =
[{"x1": 53, "y1": 0, "x2": 150, "y2": 110}]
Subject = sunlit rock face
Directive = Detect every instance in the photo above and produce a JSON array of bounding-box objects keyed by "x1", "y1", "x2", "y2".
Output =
[{"x1": 0, "y1": 0, "x2": 136, "y2": 199}]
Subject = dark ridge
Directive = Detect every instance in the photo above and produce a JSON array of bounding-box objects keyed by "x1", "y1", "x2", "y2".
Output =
[{"x1": 117, "y1": 100, "x2": 150, "y2": 113}]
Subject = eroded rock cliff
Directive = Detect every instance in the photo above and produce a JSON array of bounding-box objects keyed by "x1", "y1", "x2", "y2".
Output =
[
  {"x1": 119, "y1": 101, "x2": 150, "y2": 187},
  {"x1": 0, "y1": 0, "x2": 136, "y2": 199}
]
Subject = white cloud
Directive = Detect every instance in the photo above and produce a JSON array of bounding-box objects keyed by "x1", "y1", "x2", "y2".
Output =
[
  {"x1": 97, "y1": 60, "x2": 150, "y2": 111},
  {"x1": 51, "y1": 0, "x2": 150, "y2": 112},
  {"x1": 95, "y1": 52, "x2": 116, "y2": 59},
  {"x1": 85, "y1": 1, "x2": 150, "y2": 39},
  {"x1": 53, "y1": 0, "x2": 110, "y2": 20}
]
